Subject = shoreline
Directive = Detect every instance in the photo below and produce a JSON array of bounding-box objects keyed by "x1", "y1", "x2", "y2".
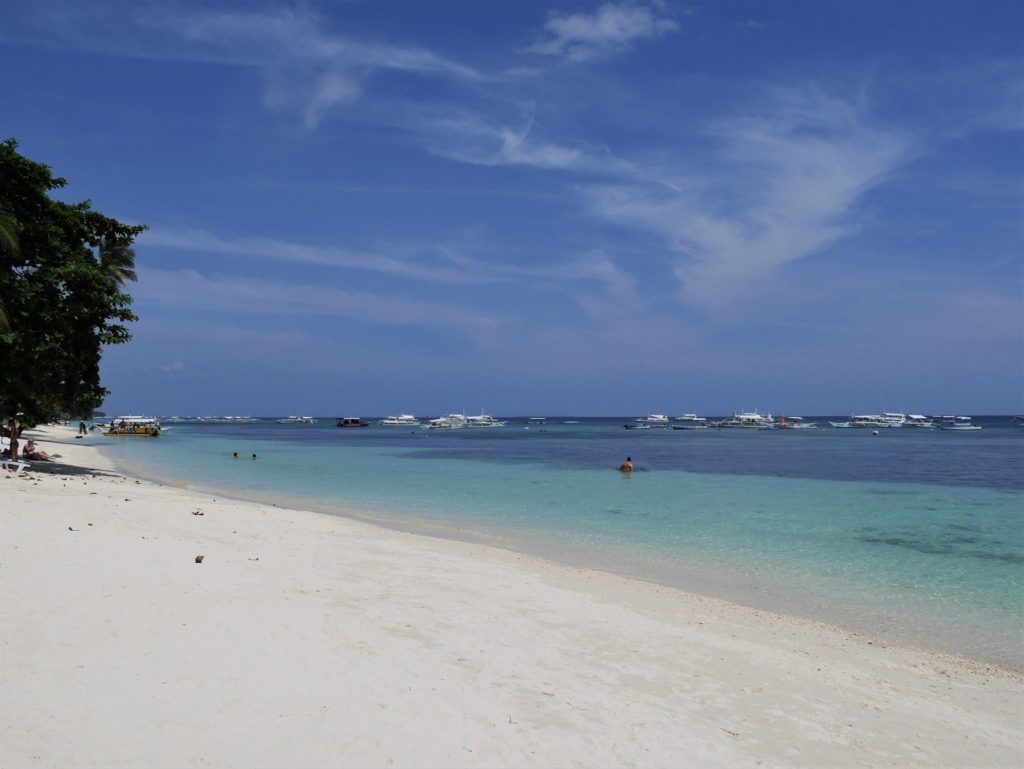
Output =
[{"x1": 2, "y1": 426, "x2": 1022, "y2": 767}]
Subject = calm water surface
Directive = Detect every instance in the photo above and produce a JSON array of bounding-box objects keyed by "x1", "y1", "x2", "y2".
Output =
[{"x1": 98, "y1": 417, "x2": 1024, "y2": 668}]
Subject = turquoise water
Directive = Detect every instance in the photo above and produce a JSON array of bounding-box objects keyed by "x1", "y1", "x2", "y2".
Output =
[{"x1": 98, "y1": 418, "x2": 1024, "y2": 668}]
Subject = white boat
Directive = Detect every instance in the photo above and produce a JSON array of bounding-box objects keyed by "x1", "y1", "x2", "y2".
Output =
[
  {"x1": 380, "y1": 414, "x2": 420, "y2": 426},
  {"x1": 634, "y1": 414, "x2": 669, "y2": 427},
  {"x1": 778, "y1": 416, "x2": 817, "y2": 429},
  {"x1": 844, "y1": 413, "x2": 906, "y2": 428},
  {"x1": 903, "y1": 414, "x2": 935, "y2": 428},
  {"x1": 277, "y1": 416, "x2": 318, "y2": 424},
  {"x1": 672, "y1": 413, "x2": 708, "y2": 429},
  {"x1": 936, "y1": 416, "x2": 982, "y2": 431},
  {"x1": 713, "y1": 410, "x2": 774, "y2": 428},
  {"x1": 465, "y1": 412, "x2": 506, "y2": 428},
  {"x1": 423, "y1": 414, "x2": 467, "y2": 430}
]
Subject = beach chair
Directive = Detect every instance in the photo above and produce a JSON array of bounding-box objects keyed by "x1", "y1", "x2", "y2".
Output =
[{"x1": 1, "y1": 459, "x2": 30, "y2": 473}]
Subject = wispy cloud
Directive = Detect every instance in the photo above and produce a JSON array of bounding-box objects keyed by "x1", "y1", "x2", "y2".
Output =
[
  {"x1": 135, "y1": 268, "x2": 499, "y2": 330},
  {"x1": 142, "y1": 228, "x2": 641, "y2": 308},
  {"x1": 412, "y1": 105, "x2": 637, "y2": 175},
  {"x1": 142, "y1": 228, "x2": 499, "y2": 285},
  {"x1": 525, "y1": 2, "x2": 679, "y2": 62},
  {"x1": 17, "y1": 3, "x2": 482, "y2": 131},
  {"x1": 584, "y1": 86, "x2": 912, "y2": 303}
]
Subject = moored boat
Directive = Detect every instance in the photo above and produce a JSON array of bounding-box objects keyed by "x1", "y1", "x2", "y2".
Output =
[
  {"x1": 936, "y1": 416, "x2": 982, "y2": 431},
  {"x1": 106, "y1": 416, "x2": 160, "y2": 436},
  {"x1": 336, "y1": 417, "x2": 370, "y2": 428},
  {"x1": 713, "y1": 410, "x2": 774, "y2": 428},
  {"x1": 465, "y1": 412, "x2": 506, "y2": 427},
  {"x1": 380, "y1": 414, "x2": 420, "y2": 426},
  {"x1": 672, "y1": 413, "x2": 708, "y2": 429},
  {"x1": 633, "y1": 413, "x2": 669, "y2": 428},
  {"x1": 903, "y1": 414, "x2": 935, "y2": 428},
  {"x1": 778, "y1": 416, "x2": 816, "y2": 429},
  {"x1": 423, "y1": 414, "x2": 468, "y2": 430}
]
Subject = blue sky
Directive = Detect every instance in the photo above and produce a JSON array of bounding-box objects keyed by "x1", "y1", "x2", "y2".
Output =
[{"x1": 3, "y1": 1, "x2": 1021, "y2": 416}]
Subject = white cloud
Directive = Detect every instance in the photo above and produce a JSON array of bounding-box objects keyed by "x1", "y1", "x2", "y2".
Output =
[
  {"x1": 525, "y1": 3, "x2": 679, "y2": 61},
  {"x1": 134, "y1": 268, "x2": 499, "y2": 330},
  {"x1": 141, "y1": 229, "x2": 640, "y2": 311},
  {"x1": 413, "y1": 106, "x2": 637, "y2": 176},
  {"x1": 584, "y1": 86, "x2": 912, "y2": 303},
  {"x1": 21, "y1": 4, "x2": 482, "y2": 131},
  {"x1": 142, "y1": 227, "x2": 499, "y2": 285}
]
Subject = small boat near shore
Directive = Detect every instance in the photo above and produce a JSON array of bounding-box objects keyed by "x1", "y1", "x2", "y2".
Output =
[{"x1": 106, "y1": 416, "x2": 161, "y2": 436}]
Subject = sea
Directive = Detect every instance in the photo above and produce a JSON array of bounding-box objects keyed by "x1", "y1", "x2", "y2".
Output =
[{"x1": 96, "y1": 416, "x2": 1024, "y2": 669}]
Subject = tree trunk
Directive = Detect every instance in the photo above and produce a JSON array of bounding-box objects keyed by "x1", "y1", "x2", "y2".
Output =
[{"x1": 7, "y1": 419, "x2": 19, "y2": 463}]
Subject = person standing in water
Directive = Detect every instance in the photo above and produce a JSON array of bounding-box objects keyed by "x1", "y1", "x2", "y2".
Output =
[{"x1": 620, "y1": 456, "x2": 634, "y2": 472}]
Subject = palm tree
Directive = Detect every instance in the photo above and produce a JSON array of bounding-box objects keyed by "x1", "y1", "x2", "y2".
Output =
[{"x1": 97, "y1": 236, "x2": 137, "y2": 288}]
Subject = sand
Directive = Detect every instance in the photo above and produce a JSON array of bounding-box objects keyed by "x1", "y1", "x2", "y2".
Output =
[{"x1": 1, "y1": 426, "x2": 1021, "y2": 768}]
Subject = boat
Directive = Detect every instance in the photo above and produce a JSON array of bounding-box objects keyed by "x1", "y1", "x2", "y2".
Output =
[
  {"x1": 672, "y1": 413, "x2": 707, "y2": 429},
  {"x1": 624, "y1": 423, "x2": 651, "y2": 430},
  {"x1": 713, "y1": 410, "x2": 774, "y2": 428},
  {"x1": 423, "y1": 414, "x2": 468, "y2": 430},
  {"x1": 106, "y1": 416, "x2": 160, "y2": 436},
  {"x1": 778, "y1": 416, "x2": 816, "y2": 429},
  {"x1": 277, "y1": 416, "x2": 318, "y2": 424},
  {"x1": 465, "y1": 412, "x2": 506, "y2": 428},
  {"x1": 379, "y1": 414, "x2": 420, "y2": 427},
  {"x1": 936, "y1": 416, "x2": 982, "y2": 431},
  {"x1": 634, "y1": 414, "x2": 669, "y2": 428},
  {"x1": 842, "y1": 413, "x2": 906, "y2": 428},
  {"x1": 336, "y1": 417, "x2": 370, "y2": 428},
  {"x1": 903, "y1": 414, "x2": 935, "y2": 428}
]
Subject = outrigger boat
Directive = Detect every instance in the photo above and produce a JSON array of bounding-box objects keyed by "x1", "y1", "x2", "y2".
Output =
[
  {"x1": 336, "y1": 417, "x2": 370, "y2": 428},
  {"x1": 106, "y1": 416, "x2": 161, "y2": 436}
]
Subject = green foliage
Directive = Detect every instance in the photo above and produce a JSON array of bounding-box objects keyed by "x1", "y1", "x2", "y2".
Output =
[{"x1": 0, "y1": 138, "x2": 147, "y2": 428}]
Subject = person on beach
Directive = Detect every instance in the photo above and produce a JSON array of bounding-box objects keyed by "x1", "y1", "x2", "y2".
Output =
[
  {"x1": 620, "y1": 456, "x2": 634, "y2": 472},
  {"x1": 251, "y1": 453, "x2": 257, "y2": 460},
  {"x1": 23, "y1": 441, "x2": 61, "y2": 461},
  {"x1": 78, "y1": 421, "x2": 87, "y2": 435},
  {"x1": 232, "y1": 452, "x2": 238, "y2": 460}
]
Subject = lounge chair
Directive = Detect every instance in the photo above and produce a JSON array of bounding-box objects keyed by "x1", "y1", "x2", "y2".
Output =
[{"x1": 1, "y1": 459, "x2": 30, "y2": 473}]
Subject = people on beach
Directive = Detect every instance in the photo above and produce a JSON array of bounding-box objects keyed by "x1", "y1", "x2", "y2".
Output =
[
  {"x1": 78, "y1": 421, "x2": 87, "y2": 435},
  {"x1": 23, "y1": 440, "x2": 61, "y2": 461},
  {"x1": 620, "y1": 456, "x2": 634, "y2": 472}
]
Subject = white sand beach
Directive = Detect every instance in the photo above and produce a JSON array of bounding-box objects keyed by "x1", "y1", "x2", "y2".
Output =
[{"x1": 2, "y1": 426, "x2": 1022, "y2": 768}]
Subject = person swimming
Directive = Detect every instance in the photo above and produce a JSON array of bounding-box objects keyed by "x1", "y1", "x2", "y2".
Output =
[{"x1": 619, "y1": 456, "x2": 634, "y2": 472}]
